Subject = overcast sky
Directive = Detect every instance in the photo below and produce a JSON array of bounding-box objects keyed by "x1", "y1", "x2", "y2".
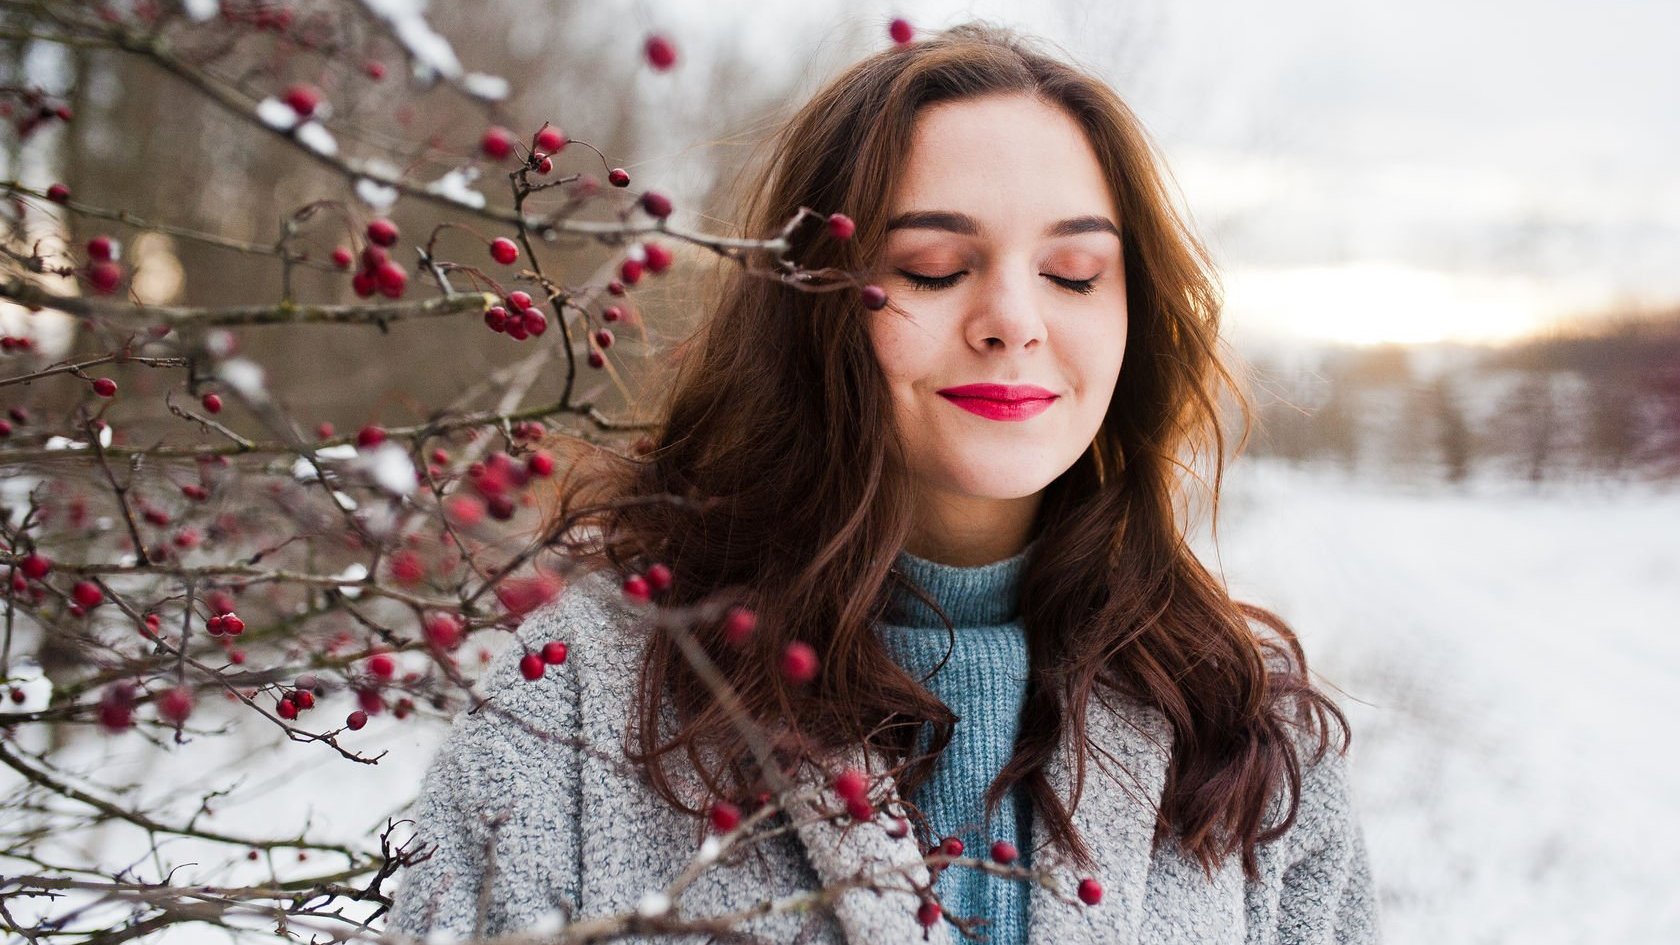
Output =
[{"x1": 672, "y1": 0, "x2": 1680, "y2": 346}]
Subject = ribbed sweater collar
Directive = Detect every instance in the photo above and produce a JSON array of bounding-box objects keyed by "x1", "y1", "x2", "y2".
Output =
[{"x1": 882, "y1": 537, "x2": 1040, "y2": 628}]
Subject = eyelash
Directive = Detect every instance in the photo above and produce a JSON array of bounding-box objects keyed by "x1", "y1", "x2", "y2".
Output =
[{"x1": 897, "y1": 270, "x2": 1100, "y2": 296}]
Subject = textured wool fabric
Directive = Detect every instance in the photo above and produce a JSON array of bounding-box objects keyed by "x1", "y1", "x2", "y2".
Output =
[
  {"x1": 384, "y1": 566, "x2": 1381, "y2": 945},
  {"x1": 874, "y1": 540, "x2": 1040, "y2": 945}
]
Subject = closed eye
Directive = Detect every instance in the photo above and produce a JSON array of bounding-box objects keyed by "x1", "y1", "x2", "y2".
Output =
[{"x1": 897, "y1": 270, "x2": 1100, "y2": 295}]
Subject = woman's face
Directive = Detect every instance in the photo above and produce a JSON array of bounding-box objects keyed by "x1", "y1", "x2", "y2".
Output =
[{"x1": 868, "y1": 92, "x2": 1128, "y2": 563}]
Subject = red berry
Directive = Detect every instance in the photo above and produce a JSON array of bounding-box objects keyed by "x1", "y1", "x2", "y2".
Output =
[
  {"x1": 990, "y1": 840, "x2": 1018, "y2": 864},
  {"x1": 846, "y1": 796, "x2": 875, "y2": 821},
  {"x1": 709, "y1": 800, "x2": 741, "y2": 833},
  {"x1": 521, "y1": 310, "x2": 547, "y2": 336},
  {"x1": 351, "y1": 269, "x2": 376, "y2": 298},
  {"x1": 291, "y1": 688, "x2": 315, "y2": 710},
  {"x1": 157, "y1": 686, "x2": 193, "y2": 724},
  {"x1": 98, "y1": 683, "x2": 136, "y2": 732},
  {"x1": 361, "y1": 245, "x2": 389, "y2": 270},
  {"x1": 619, "y1": 258, "x2": 644, "y2": 286},
  {"x1": 826, "y1": 213, "x2": 855, "y2": 240},
  {"x1": 357, "y1": 688, "x2": 384, "y2": 716},
  {"x1": 91, "y1": 376, "x2": 117, "y2": 397},
  {"x1": 282, "y1": 83, "x2": 322, "y2": 119},
  {"x1": 222, "y1": 613, "x2": 245, "y2": 635},
  {"x1": 622, "y1": 574, "x2": 650, "y2": 604},
  {"x1": 46, "y1": 182, "x2": 70, "y2": 202},
  {"x1": 506, "y1": 290, "x2": 534, "y2": 311},
  {"x1": 607, "y1": 167, "x2": 631, "y2": 188},
  {"x1": 940, "y1": 837, "x2": 964, "y2": 858},
  {"x1": 642, "y1": 241, "x2": 673, "y2": 274},
  {"x1": 644, "y1": 34, "x2": 677, "y2": 71},
  {"x1": 639, "y1": 190, "x2": 673, "y2": 219},
  {"x1": 541, "y1": 640, "x2": 568, "y2": 664},
  {"x1": 526, "y1": 452, "x2": 554, "y2": 477},
  {"x1": 367, "y1": 653, "x2": 396, "y2": 680},
  {"x1": 889, "y1": 18, "x2": 914, "y2": 44},
  {"x1": 606, "y1": 279, "x2": 626, "y2": 296},
  {"x1": 519, "y1": 651, "x2": 545, "y2": 681},
  {"x1": 594, "y1": 328, "x2": 614, "y2": 349},
  {"x1": 780, "y1": 641, "x2": 818, "y2": 684},
  {"x1": 331, "y1": 245, "x2": 353, "y2": 269},
  {"x1": 366, "y1": 218, "x2": 399, "y2": 247},
  {"x1": 533, "y1": 154, "x2": 553, "y2": 175},
  {"x1": 481, "y1": 126, "x2": 515, "y2": 160},
  {"x1": 87, "y1": 260, "x2": 122, "y2": 294},
  {"x1": 87, "y1": 235, "x2": 115, "y2": 261},
  {"x1": 586, "y1": 350, "x2": 606, "y2": 369},
  {"x1": 375, "y1": 259, "x2": 407, "y2": 297},
  {"x1": 364, "y1": 60, "x2": 386, "y2": 80},
  {"x1": 357, "y1": 425, "x2": 387, "y2": 448},
  {"x1": 484, "y1": 305, "x2": 509, "y2": 332},
  {"x1": 1077, "y1": 877, "x2": 1103, "y2": 905},
  {"x1": 490, "y1": 237, "x2": 519, "y2": 265},
  {"x1": 834, "y1": 768, "x2": 867, "y2": 804},
  {"x1": 916, "y1": 899, "x2": 941, "y2": 928},
  {"x1": 723, "y1": 606, "x2": 756, "y2": 646},
  {"x1": 644, "y1": 563, "x2": 672, "y2": 592},
  {"x1": 201, "y1": 392, "x2": 223, "y2": 414},
  {"x1": 886, "y1": 816, "x2": 911, "y2": 839},
  {"x1": 533, "y1": 125, "x2": 567, "y2": 153},
  {"x1": 346, "y1": 709, "x2": 368, "y2": 730},
  {"x1": 860, "y1": 285, "x2": 888, "y2": 310},
  {"x1": 277, "y1": 696, "x2": 298, "y2": 720},
  {"x1": 602, "y1": 305, "x2": 624, "y2": 323},
  {"x1": 71, "y1": 580, "x2": 103, "y2": 609},
  {"x1": 21, "y1": 553, "x2": 51, "y2": 580},
  {"x1": 424, "y1": 612, "x2": 463, "y2": 650}
]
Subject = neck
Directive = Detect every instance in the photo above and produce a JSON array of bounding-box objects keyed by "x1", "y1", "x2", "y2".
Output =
[{"x1": 904, "y1": 490, "x2": 1042, "y2": 567}]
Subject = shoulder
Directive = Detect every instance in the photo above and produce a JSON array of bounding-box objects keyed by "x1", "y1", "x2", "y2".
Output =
[{"x1": 433, "y1": 567, "x2": 649, "y2": 776}]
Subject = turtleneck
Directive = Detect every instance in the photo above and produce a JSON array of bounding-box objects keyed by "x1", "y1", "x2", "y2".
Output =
[{"x1": 873, "y1": 537, "x2": 1039, "y2": 945}]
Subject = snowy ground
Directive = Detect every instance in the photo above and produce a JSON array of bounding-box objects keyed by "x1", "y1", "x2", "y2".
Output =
[
  {"x1": 1195, "y1": 459, "x2": 1680, "y2": 943},
  {"x1": 7, "y1": 460, "x2": 1676, "y2": 944}
]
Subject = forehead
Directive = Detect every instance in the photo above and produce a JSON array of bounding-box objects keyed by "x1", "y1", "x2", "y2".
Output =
[{"x1": 890, "y1": 93, "x2": 1117, "y2": 227}]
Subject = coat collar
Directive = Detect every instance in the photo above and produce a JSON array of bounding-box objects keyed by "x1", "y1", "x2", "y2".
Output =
[{"x1": 785, "y1": 685, "x2": 1173, "y2": 945}]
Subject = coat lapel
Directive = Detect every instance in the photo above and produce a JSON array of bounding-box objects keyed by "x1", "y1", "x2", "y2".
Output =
[
  {"x1": 787, "y1": 686, "x2": 1172, "y2": 945},
  {"x1": 782, "y1": 743, "x2": 954, "y2": 945},
  {"x1": 1024, "y1": 685, "x2": 1174, "y2": 945}
]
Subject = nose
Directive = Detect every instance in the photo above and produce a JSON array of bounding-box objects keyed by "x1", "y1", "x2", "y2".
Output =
[{"x1": 964, "y1": 262, "x2": 1047, "y2": 353}]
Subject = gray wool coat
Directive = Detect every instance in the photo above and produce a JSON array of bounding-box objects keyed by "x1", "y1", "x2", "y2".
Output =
[{"x1": 384, "y1": 568, "x2": 1380, "y2": 944}]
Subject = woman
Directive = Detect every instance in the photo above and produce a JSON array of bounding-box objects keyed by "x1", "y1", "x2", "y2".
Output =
[{"x1": 386, "y1": 20, "x2": 1378, "y2": 945}]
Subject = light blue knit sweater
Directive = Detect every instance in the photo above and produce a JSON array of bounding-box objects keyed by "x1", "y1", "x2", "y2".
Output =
[{"x1": 875, "y1": 539, "x2": 1040, "y2": 945}]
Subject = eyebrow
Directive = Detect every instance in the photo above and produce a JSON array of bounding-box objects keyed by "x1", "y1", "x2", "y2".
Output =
[{"x1": 884, "y1": 209, "x2": 1121, "y2": 240}]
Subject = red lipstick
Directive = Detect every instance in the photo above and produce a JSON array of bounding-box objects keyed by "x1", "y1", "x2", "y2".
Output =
[{"x1": 936, "y1": 383, "x2": 1059, "y2": 422}]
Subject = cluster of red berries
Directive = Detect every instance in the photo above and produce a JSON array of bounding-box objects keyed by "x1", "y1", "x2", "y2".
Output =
[
  {"x1": 4, "y1": 87, "x2": 73, "y2": 141},
  {"x1": 83, "y1": 234, "x2": 124, "y2": 295},
  {"x1": 518, "y1": 639, "x2": 570, "y2": 681},
  {"x1": 481, "y1": 123, "x2": 569, "y2": 175},
  {"x1": 206, "y1": 610, "x2": 246, "y2": 636},
  {"x1": 459, "y1": 449, "x2": 550, "y2": 521},
  {"x1": 619, "y1": 563, "x2": 672, "y2": 605},
  {"x1": 483, "y1": 290, "x2": 548, "y2": 340},
  {"x1": 348, "y1": 218, "x2": 406, "y2": 299},
  {"x1": 833, "y1": 767, "x2": 875, "y2": 822},
  {"x1": 0, "y1": 334, "x2": 37, "y2": 355},
  {"x1": 275, "y1": 673, "x2": 320, "y2": 721}
]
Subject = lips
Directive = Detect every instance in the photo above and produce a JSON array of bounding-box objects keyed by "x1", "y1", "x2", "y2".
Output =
[{"x1": 936, "y1": 383, "x2": 1059, "y2": 422}]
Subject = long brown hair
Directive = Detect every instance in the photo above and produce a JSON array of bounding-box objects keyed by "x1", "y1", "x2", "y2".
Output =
[{"x1": 539, "y1": 20, "x2": 1349, "y2": 882}]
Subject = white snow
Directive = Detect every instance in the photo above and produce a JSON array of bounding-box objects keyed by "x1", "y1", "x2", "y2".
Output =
[
  {"x1": 354, "y1": 441, "x2": 420, "y2": 496},
  {"x1": 294, "y1": 121, "x2": 338, "y2": 157},
  {"x1": 254, "y1": 97, "x2": 298, "y2": 132},
  {"x1": 1187, "y1": 460, "x2": 1680, "y2": 942},
  {"x1": 423, "y1": 166, "x2": 485, "y2": 210},
  {"x1": 461, "y1": 73, "x2": 511, "y2": 102}
]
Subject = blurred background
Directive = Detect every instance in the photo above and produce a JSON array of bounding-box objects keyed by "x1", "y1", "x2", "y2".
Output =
[{"x1": 5, "y1": 1, "x2": 1676, "y2": 941}]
